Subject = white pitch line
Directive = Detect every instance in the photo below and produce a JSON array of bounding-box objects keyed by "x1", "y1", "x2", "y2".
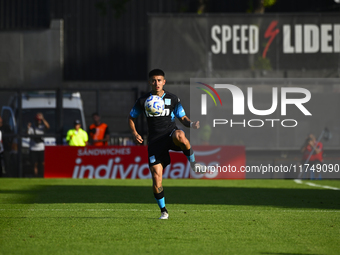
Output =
[
  {"x1": 294, "y1": 179, "x2": 340, "y2": 190},
  {"x1": 0, "y1": 208, "x2": 339, "y2": 213},
  {"x1": 294, "y1": 179, "x2": 303, "y2": 184}
]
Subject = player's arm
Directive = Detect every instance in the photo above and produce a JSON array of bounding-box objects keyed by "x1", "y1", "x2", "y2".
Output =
[
  {"x1": 128, "y1": 100, "x2": 143, "y2": 144},
  {"x1": 312, "y1": 142, "x2": 322, "y2": 154},
  {"x1": 313, "y1": 147, "x2": 321, "y2": 154},
  {"x1": 178, "y1": 116, "x2": 200, "y2": 129},
  {"x1": 128, "y1": 116, "x2": 143, "y2": 144},
  {"x1": 174, "y1": 99, "x2": 200, "y2": 129}
]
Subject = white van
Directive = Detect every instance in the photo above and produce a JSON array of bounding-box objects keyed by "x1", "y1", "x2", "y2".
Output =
[{"x1": 1, "y1": 91, "x2": 86, "y2": 147}]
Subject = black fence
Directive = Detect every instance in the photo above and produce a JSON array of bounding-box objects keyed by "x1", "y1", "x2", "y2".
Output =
[{"x1": 0, "y1": 87, "x2": 141, "y2": 177}]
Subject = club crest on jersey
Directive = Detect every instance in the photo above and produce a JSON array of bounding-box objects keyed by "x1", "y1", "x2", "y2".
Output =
[
  {"x1": 145, "y1": 108, "x2": 170, "y2": 117},
  {"x1": 165, "y1": 99, "x2": 171, "y2": 105}
]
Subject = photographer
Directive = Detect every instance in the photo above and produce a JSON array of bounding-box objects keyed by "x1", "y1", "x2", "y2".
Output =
[
  {"x1": 27, "y1": 113, "x2": 50, "y2": 177},
  {"x1": 301, "y1": 134, "x2": 323, "y2": 179}
]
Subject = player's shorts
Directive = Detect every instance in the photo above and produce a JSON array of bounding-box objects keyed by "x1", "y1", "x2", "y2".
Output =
[{"x1": 148, "y1": 128, "x2": 182, "y2": 168}]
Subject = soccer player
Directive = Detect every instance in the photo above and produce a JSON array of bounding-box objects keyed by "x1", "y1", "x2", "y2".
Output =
[{"x1": 128, "y1": 69, "x2": 205, "y2": 220}]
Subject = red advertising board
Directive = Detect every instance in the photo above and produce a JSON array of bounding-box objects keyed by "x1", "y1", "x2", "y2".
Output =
[{"x1": 44, "y1": 145, "x2": 245, "y2": 179}]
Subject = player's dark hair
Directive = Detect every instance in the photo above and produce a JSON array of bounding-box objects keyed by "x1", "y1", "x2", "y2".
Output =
[
  {"x1": 92, "y1": 112, "x2": 99, "y2": 117},
  {"x1": 149, "y1": 69, "x2": 165, "y2": 78}
]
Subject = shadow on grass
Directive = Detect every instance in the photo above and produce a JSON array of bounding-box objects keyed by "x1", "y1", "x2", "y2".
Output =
[
  {"x1": 1, "y1": 185, "x2": 339, "y2": 210},
  {"x1": 261, "y1": 253, "x2": 323, "y2": 255}
]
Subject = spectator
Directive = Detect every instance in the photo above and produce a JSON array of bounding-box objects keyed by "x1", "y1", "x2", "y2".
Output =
[
  {"x1": 27, "y1": 113, "x2": 50, "y2": 177},
  {"x1": 88, "y1": 112, "x2": 110, "y2": 146},
  {"x1": 66, "y1": 120, "x2": 88, "y2": 146},
  {"x1": 0, "y1": 116, "x2": 13, "y2": 177},
  {"x1": 301, "y1": 133, "x2": 323, "y2": 179}
]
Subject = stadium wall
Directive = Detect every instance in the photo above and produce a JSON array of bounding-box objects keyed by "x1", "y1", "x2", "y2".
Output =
[
  {"x1": 0, "y1": 19, "x2": 63, "y2": 88},
  {"x1": 149, "y1": 13, "x2": 340, "y2": 82}
]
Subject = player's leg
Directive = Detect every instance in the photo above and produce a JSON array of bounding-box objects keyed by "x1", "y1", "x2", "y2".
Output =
[
  {"x1": 172, "y1": 130, "x2": 206, "y2": 173},
  {"x1": 150, "y1": 163, "x2": 169, "y2": 219}
]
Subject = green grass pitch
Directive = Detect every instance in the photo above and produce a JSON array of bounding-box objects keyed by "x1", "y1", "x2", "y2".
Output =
[{"x1": 0, "y1": 178, "x2": 339, "y2": 255}]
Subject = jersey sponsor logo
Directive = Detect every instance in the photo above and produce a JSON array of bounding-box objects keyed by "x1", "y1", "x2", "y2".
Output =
[{"x1": 145, "y1": 108, "x2": 170, "y2": 117}]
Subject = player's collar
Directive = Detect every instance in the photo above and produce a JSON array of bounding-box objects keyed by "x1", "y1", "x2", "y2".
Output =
[{"x1": 150, "y1": 91, "x2": 166, "y2": 98}]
